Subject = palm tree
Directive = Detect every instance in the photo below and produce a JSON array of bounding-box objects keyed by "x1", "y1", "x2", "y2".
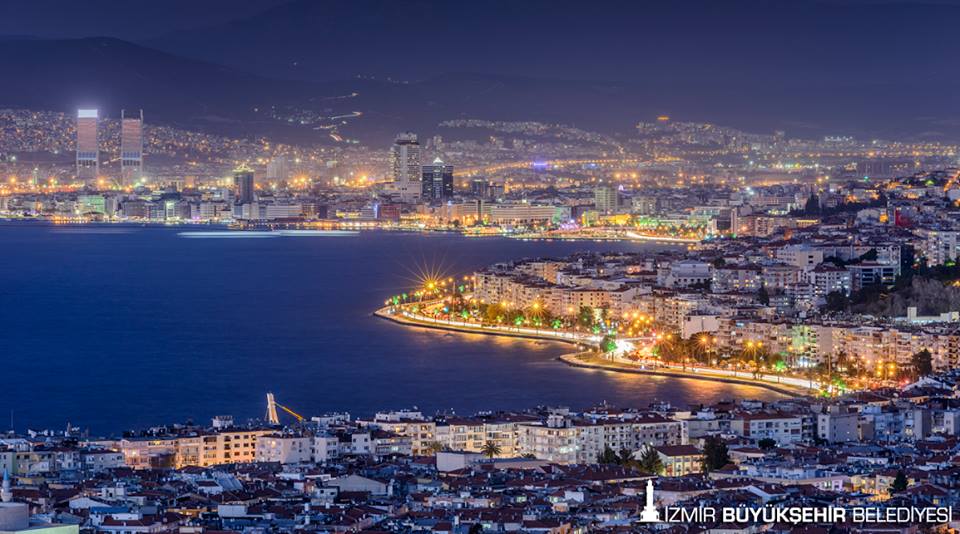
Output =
[
  {"x1": 481, "y1": 440, "x2": 502, "y2": 459},
  {"x1": 835, "y1": 350, "x2": 849, "y2": 375}
]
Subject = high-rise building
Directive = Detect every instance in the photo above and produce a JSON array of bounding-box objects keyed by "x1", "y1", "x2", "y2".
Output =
[
  {"x1": 266, "y1": 156, "x2": 290, "y2": 183},
  {"x1": 390, "y1": 133, "x2": 421, "y2": 202},
  {"x1": 470, "y1": 178, "x2": 490, "y2": 199},
  {"x1": 594, "y1": 183, "x2": 619, "y2": 214},
  {"x1": 421, "y1": 157, "x2": 454, "y2": 201},
  {"x1": 76, "y1": 109, "x2": 99, "y2": 185},
  {"x1": 120, "y1": 109, "x2": 144, "y2": 186},
  {"x1": 234, "y1": 167, "x2": 255, "y2": 204}
]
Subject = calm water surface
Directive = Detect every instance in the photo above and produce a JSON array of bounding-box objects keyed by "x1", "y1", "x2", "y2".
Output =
[{"x1": 0, "y1": 224, "x2": 783, "y2": 433}]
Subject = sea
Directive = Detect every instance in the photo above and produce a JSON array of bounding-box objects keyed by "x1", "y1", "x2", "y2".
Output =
[{"x1": 0, "y1": 223, "x2": 783, "y2": 434}]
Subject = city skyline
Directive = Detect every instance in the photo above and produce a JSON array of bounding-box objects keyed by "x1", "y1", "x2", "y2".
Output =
[{"x1": 2, "y1": 2, "x2": 960, "y2": 532}]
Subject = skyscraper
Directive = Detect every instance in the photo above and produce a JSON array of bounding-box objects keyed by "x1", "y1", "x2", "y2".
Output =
[
  {"x1": 120, "y1": 109, "x2": 144, "y2": 186},
  {"x1": 266, "y1": 156, "x2": 290, "y2": 183},
  {"x1": 470, "y1": 178, "x2": 490, "y2": 199},
  {"x1": 234, "y1": 167, "x2": 255, "y2": 204},
  {"x1": 390, "y1": 133, "x2": 421, "y2": 202},
  {"x1": 421, "y1": 157, "x2": 454, "y2": 202},
  {"x1": 76, "y1": 109, "x2": 99, "y2": 185},
  {"x1": 594, "y1": 182, "x2": 620, "y2": 214}
]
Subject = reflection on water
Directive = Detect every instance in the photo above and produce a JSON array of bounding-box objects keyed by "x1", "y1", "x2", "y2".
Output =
[
  {"x1": 0, "y1": 226, "x2": 783, "y2": 432},
  {"x1": 396, "y1": 325, "x2": 784, "y2": 410}
]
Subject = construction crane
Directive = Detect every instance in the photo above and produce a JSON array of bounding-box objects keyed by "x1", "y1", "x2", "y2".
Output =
[{"x1": 265, "y1": 393, "x2": 305, "y2": 425}]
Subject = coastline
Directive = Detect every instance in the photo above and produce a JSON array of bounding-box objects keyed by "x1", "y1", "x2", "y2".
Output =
[
  {"x1": 557, "y1": 353, "x2": 808, "y2": 397},
  {"x1": 0, "y1": 218, "x2": 698, "y2": 243},
  {"x1": 373, "y1": 306, "x2": 597, "y2": 346},
  {"x1": 374, "y1": 306, "x2": 810, "y2": 396}
]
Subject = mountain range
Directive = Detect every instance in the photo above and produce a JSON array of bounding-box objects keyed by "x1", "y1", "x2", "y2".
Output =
[{"x1": 2, "y1": 0, "x2": 960, "y2": 144}]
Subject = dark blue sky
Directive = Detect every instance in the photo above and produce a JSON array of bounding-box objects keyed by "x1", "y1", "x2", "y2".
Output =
[
  {"x1": 2, "y1": 0, "x2": 960, "y2": 141},
  {"x1": 5, "y1": 0, "x2": 959, "y2": 85},
  {"x1": 0, "y1": 0, "x2": 289, "y2": 39}
]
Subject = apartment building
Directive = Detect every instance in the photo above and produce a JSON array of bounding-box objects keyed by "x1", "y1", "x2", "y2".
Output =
[{"x1": 729, "y1": 413, "x2": 803, "y2": 445}]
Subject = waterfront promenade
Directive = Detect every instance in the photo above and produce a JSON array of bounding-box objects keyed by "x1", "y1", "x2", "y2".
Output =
[{"x1": 375, "y1": 305, "x2": 817, "y2": 395}]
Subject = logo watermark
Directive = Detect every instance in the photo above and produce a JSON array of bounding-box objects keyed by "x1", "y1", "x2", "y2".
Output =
[{"x1": 639, "y1": 478, "x2": 952, "y2": 525}]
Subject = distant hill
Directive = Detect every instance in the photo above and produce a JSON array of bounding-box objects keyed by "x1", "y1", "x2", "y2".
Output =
[
  {"x1": 0, "y1": 37, "x2": 333, "y2": 142},
  {"x1": 0, "y1": 36, "x2": 661, "y2": 144},
  {"x1": 4, "y1": 29, "x2": 960, "y2": 146},
  {"x1": 0, "y1": 36, "x2": 651, "y2": 144},
  {"x1": 142, "y1": 0, "x2": 960, "y2": 142}
]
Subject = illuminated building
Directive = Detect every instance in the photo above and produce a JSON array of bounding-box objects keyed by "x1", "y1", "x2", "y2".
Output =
[
  {"x1": 488, "y1": 204, "x2": 568, "y2": 224},
  {"x1": 390, "y1": 132, "x2": 421, "y2": 202},
  {"x1": 266, "y1": 156, "x2": 290, "y2": 182},
  {"x1": 730, "y1": 413, "x2": 804, "y2": 445},
  {"x1": 119, "y1": 428, "x2": 273, "y2": 469},
  {"x1": 649, "y1": 444, "x2": 703, "y2": 476},
  {"x1": 120, "y1": 109, "x2": 144, "y2": 186},
  {"x1": 808, "y1": 264, "x2": 852, "y2": 297},
  {"x1": 421, "y1": 157, "x2": 454, "y2": 201},
  {"x1": 917, "y1": 228, "x2": 960, "y2": 266},
  {"x1": 517, "y1": 414, "x2": 681, "y2": 465},
  {"x1": 593, "y1": 182, "x2": 619, "y2": 214},
  {"x1": 233, "y1": 167, "x2": 255, "y2": 205},
  {"x1": 77, "y1": 195, "x2": 106, "y2": 215},
  {"x1": 470, "y1": 178, "x2": 491, "y2": 199},
  {"x1": 234, "y1": 202, "x2": 303, "y2": 220},
  {"x1": 76, "y1": 109, "x2": 98, "y2": 185}
]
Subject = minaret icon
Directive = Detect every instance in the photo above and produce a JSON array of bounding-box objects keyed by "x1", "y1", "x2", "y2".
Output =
[{"x1": 639, "y1": 478, "x2": 660, "y2": 522}]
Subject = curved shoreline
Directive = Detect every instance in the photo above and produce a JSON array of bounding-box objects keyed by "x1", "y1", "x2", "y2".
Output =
[
  {"x1": 375, "y1": 307, "x2": 809, "y2": 396},
  {"x1": 557, "y1": 354, "x2": 805, "y2": 397},
  {"x1": 374, "y1": 307, "x2": 593, "y2": 346}
]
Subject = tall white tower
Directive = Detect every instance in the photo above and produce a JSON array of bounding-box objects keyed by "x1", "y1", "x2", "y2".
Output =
[
  {"x1": 76, "y1": 109, "x2": 99, "y2": 186},
  {"x1": 120, "y1": 109, "x2": 144, "y2": 187},
  {"x1": 390, "y1": 132, "x2": 421, "y2": 202}
]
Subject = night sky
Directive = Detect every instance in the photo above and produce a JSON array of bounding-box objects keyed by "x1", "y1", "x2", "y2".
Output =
[{"x1": 2, "y1": 0, "x2": 960, "y2": 140}]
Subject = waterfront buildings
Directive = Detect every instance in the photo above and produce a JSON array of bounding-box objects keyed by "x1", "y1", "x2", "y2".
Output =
[
  {"x1": 1, "y1": 370, "x2": 960, "y2": 532},
  {"x1": 233, "y1": 166, "x2": 255, "y2": 205},
  {"x1": 594, "y1": 182, "x2": 619, "y2": 214},
  {"x1": 75, "y1": 109, "x2": 98, "y2": 185},
  {"x1": 119, "y1": 109, "x2": 143, "y2": 186},
  {"x1": 390, "y1": 132, "x2": 421, "y2": 202},
  {"x1": 421, "y1": 157, "x2": 453, "y2": 202}
]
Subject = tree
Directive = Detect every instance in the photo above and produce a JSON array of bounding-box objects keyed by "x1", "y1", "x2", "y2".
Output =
[
  {"x1": 701, "y1": 435, "x2": 730, "y2": 473},
  {"x1": 757, "y1": 285, "x2": 770, "y2": 306},
  {"x1": 690, "y1": 280, "x2": 711, "y2": 291},
  {"x1": 859, "y1": 248, "x2": 878, "y2": 262},
  {"x1": 835, "y1": 350, "x2": 849, "y2": 374},
  {"x1": 637, "y1": 447, "x2": 665, "y2": 475},
  {"x1": 911, "y1": 349, "x2": 933, "y2": 378},
  {"x1": 600, "y1": 335, "x2": 617, "y2": 353},
  {"x1": 597, "y1": 445, "x2": 620, "y2": 465},
  {"x1": 757, "y1": 438, "x2": 776, "y2": 450},
  {"x1": 823, "y1": 291, "x2": 849, "y2": 312},
  {"x1": 891, "y1": 470, "x2": 908, "y2": 493},
  {"x1": 468, "y1": 523, "x2": 484, "y2": 534},
  {"x1": 578, "y1": 306, "x2": 595, "y2": 328},
  {"x1": 481, "y1": 440, "x2": 502, "y2": 459},
  {"x1": 483, "y1": 304, "x2": 503, "y2": 324},
  {"x1": 803, "y1": 194, "x2": 821, "y2": 215}
]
